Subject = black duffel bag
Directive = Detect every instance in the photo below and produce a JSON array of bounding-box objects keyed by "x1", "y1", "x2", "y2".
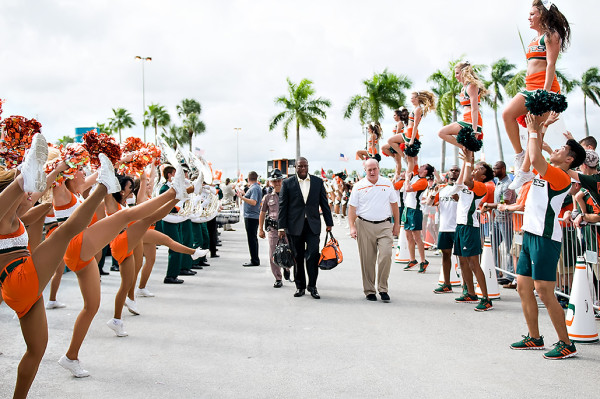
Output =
[{"x1": 272, "y1": 236, "x2": 296, "y2": 269}]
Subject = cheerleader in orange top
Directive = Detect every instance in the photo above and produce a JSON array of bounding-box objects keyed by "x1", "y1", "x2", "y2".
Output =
[
  {"x1": 438, "y1": 62, "x2": 487, "y2": 150},
  {"x1": 356, "y1": 122, "x2": 382, "y2": 162},
  {"x1": 502, "y1": 0, "x2": 570, "y2": 189},
  {"x1": 384, "y1": 107, "x2": 410, "y2": 170},
  {"x1": 0, "y1": 134, "x2": 122, "y2": 398},
  {"x1": 404, "y1": 91, "x2": 435, "y2": 181}
]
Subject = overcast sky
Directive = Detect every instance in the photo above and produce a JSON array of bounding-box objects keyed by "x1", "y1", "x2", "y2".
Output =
[{"x1": 1, "y1": 0, "x2": 599, "y2": 178}]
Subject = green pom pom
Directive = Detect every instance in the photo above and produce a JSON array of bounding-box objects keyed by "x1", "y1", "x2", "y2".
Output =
[
  {"x1": 404, "y1": 138, "x2": 421, "y2": 157},
  {"x1": 457, "y1": 126, "x2": 483, "y2": 152},
  {"x1": 525, "y1": 90, "x2": 553, "y2": 116},
  {"x1": 550, "y1": 93, "x2": 568, "y2": 113}
]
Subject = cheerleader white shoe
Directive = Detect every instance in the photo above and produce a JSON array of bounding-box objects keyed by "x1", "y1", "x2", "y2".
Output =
[
  {"x1": 509, "y1": 170, "x2": 535, "y2": 191},
  {"x1": 191, "y1": 247, "x2": 210, "y2": 260},
  {"x1": 19, "y1": 133, "x2": 48, "y2": 192},
  {"x1": 97, "y1": 153, "x2": 121, "y2": 193}
]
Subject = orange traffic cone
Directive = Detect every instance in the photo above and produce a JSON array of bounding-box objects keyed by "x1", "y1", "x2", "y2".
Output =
[
  {"x1": 437, "y1": 255, "x2": 462, "y2": 286},
  {"x1": 566, "y1": 259, "x2": 599, "y2": 343},
  {"x1": 475, "y1": 240, "x2": 500, "y2": 300},
  {"x1": 394, "y1": 224, "x2": 410, "y2": 264}
]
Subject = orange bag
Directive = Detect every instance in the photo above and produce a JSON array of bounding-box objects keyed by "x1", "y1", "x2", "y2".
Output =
[{"x1": 318, "y1": 231, "x2": 343, "y2": 270}]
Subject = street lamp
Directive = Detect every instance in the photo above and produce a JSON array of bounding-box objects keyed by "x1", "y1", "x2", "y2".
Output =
[
  {"x1": 234, "y1": 128, "x2": 242, "y2": 177},
  {"x1": 135, "y1": 56, "x2": 152, "y2": 142}
]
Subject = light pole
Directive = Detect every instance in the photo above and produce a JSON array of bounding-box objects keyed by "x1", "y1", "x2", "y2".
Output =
[
  {"x1": 135, "y1": 56, "x2": 152, "y2": 142},
  {"x1": 234, "y1": 128, "x2": 242, "y2": 177}
]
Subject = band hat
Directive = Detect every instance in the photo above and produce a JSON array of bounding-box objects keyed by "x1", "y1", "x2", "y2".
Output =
[
  {"x1": 268, "y1": 168, "x2": 284, "y2": 181},
  {"x1": 584, "y1": 150, "x2": 599, "y2": 168}
]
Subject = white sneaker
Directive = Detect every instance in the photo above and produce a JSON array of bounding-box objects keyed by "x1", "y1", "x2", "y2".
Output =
[
  {"x1": 514, "y1": 150, "x2": 526, "y2": 171},
  {"x1": 136, "y1": 287, "x2": 155, "y2": 298},
  {"x1": 46, "y1": 300, "x2": 66, "y2": 309},
  {"x1": 97, "y1": 153, "x2": 121, "y2": 193},
  {"x1": 509, "y1": 170, "x2": 535, "y2": 190},
  {"x1": 172, "y1": 166, "x2": 189, "y2": 201},
  {"x1": 58, "y1": 355, "x2": 90, "y2": 378},
  {"x1": 124, "y1": 297, "x2": 140, "y2": 315},
  {"x1": 106, "y1": 318, "x2": 128, "y2": 337},
  {"x1": 191, "y1": 247, "x2": 210, "y2": 260},
  {"x1": 19, "y1": 133, "x2": 48, "y2": 192}
]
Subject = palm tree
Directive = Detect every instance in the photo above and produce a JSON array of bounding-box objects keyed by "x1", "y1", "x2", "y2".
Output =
[
  {"x1": 108, "y1": 108, "x2": 135, "y2": 143},
  {"x1": 269, "y1": 78, "x2": 332, "y2": 159},
  {"x1": 574, "y1": 67, "x2": 600, "y2": 136},
  {"x1": 143, "y1": 104, "x2": 171, "y2": 143},
  {"x1": 57, "y1": 135, "x2": 74, "y2": 145},
  {"x1": 344, "y1": 69, "x2": 412, "y2": 125},
  {"x1": 176, "y1": 99, "x2": 206, "y2": 150},
  {"x1": 162, "y1": 124, "x2": 187, "y2": 148},
  {"x1": 485, "y1": 58, "x2": 516, "y2": 162},
  {"x1": 96, "y1": 122, "x2": 114, "y2": 136}
]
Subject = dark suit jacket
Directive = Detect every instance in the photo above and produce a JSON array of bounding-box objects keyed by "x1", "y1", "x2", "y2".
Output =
[{"x1": 278, "y1": 174, "x2": 334, "y2": 236}]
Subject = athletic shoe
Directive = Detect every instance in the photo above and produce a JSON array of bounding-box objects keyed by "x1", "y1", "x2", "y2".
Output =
[
  {"x1": 403, "y1": 260, "x2": 418, "y2": 271},
  {"x1": 97, "y1": 153, "x2": 120, "y2": 193},
  {"x1": 418, "y1": 260, "x2": 429, "y2": 273},
  {"x1": 191, "y1": 247, "x2": 210, "y2": 260},
  {"x1": 433, "y1": 284, "x2": 453, "y2": 294},
  {"x1": 172, "y1": 166, "x2": 189, "y2": 201},
  {"x1": 125, "y1": 298, "x2": 140, "y2": 315},
  {"x1": 514, "y1": 150, "x2": 525, "y2": 171},
  {"x1": 19, "y1": 133, "x2": 48, "y2": 192},
  {"x1": 455, "y1": 293, "x2": 479, "y2": 303},
  {"x1": 509, "y1": 170, "x2": 535, "y2": 190},
  {"x1": 136, "y1": 288, "x2": 155, "y2": 298},
  {"x1": 510, "y1": 334, "x2": 545, "y2": 350},
  {"x1": 58, "y1": 355, "x2": 90, "y2": 378},
  {"x1": 106, "y1": 318, "x2": 128, "y2": 337},
  {"x1": 543, "y1": 341, "x2": 577, "y2": 360},
  {"x1": 46, "y1": 300, "x2": 66, "y2": 309},
  {"x1": 474, "y1": 298, "x2": 493, "y2": 311}
]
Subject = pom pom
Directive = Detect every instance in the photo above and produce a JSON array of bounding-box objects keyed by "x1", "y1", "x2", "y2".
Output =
[
  {"x1": 525, "y1": 89, "x2": 553, "y2": 116},
  {"x1": 83, "y1": 129, "x2": 121, "y2": 168},
  {"x1": 549, "y1": 92, "x2": 568, "y2": 113},
  {"x1": 64, "y1": 143, "x2": 90, "y2": 169},
  {"x1": 0, "y1": 115, "x2": 43, "y2": 168},
  {"x1": 122, "y1": 137, "x2": 144, "y2": 152},
  {"x1": 456, "y1": 126, "x2": 483, "y2": 152},
  {"x1": 404, "y1": 139, "x2": 421, "y2": 157},
  {"x1": 516, "y1": 115, "x2": 527, "y2": 128},
  {"x1": 145, "y1": 143, "x2": 162, "y2": 166}
]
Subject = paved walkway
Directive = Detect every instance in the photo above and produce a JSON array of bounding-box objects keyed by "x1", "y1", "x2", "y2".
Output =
[{"x1": 1, "y1": 223, "x2": 599, "y2": 398}]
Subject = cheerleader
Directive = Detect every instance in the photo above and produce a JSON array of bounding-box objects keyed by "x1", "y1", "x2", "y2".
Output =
[
  {"x1": 404, "y1": 91, "x2": 436, "y2": 181},
  {"x1": 0, "y1": 134, "x2": 121, "y2": 398},
  {"x1": 438, "y1": 62, "x2": 487, "y2": 150},
  {"x1": 356, "y1": 122, "x2": 382, "y2": 162},
  {"x1": 502, "y1": 0, "x2": 570, "y2": 189},
  {"x1": 385, "y1": 107, "x2": 410, "y2": 170}
]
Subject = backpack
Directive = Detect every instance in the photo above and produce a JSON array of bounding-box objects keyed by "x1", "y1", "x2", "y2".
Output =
[{"x1": 318, "y1": 231, "x2": 343, "y2": 270}]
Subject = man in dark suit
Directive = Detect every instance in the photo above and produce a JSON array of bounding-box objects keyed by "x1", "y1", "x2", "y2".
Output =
[{"x1": 278, "y1": 157, "x2": 334, "y2": 299}]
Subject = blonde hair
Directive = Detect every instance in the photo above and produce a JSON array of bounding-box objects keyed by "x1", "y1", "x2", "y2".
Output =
[
  {"x1": 456, "y1": 62, "x2": 488, "y2": 96},
  {"x1": 412, "y1": 91, "x2": 436, "y2": 116}
]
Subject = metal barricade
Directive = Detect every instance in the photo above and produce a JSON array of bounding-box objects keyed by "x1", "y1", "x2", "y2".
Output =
[{"x1": 483, "y1": 209, "x2": 600, "y2": 312}]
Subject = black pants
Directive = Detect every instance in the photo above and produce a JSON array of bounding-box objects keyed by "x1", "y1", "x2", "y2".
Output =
[
  {"x1": 207, "y1": 217, "x2": 218, "y2": 256},
  {"x1": 289, "y1": 219, "x2": 320, "y2": 289},
  {"x1": 244, "y1": 217, "x2": 260, "y2": 265}
]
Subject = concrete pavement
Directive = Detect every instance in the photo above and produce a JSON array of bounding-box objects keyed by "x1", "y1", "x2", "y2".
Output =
[{"x1": 1, "y1": 223, "x2": 599, "y2": 398}]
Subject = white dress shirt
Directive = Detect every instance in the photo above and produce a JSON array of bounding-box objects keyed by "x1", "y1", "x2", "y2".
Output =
[{"x1": 298, "y1": 174, "x2": 310, "y2": 203}]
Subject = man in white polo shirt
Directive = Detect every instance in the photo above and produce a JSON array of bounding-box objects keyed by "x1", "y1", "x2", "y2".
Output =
[{"x1": 348, "y1": 159, "x2": 400, "y2": 302}]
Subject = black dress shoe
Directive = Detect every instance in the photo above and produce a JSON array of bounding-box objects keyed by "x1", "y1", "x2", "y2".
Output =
[
  {"x1": 210, "y1": 253, "x2": 220, "y2": 258},
  {"x1": 179, "y1": 269, "x2": 196, "y2": 276},
  {"x1": 273, "y1": 280, "x2": 283, "y2": 288},
  {"x1": 379, "y1": 292, "x2": 391, "y2": 302},
  {"x1": 294, "y1": 289, "x2": 305, "y2": 297},
  {"x1": 366, "y1": 294, "x2": 377, "y2": 301},
  {"x1": 164, "y1": 276, "x2": 184, "y2": 284},
  {"x1": 310, "y1": 288, "x2": 320, "y2": 299},
  {"x1": 190, "y1": 265, "x2": 204, "y2": 270},
  {"x1": 110, "y1": 265, "x2": 119, "y2": 272},
  {"x1": 198, "y1": 261, "x2": 210, "y2": 267},
  {"x1": 497, "y1": 278, "x2": 511, "y2": 285},
  {"x1": 242, "y1": 262, "x2": 260, "y2": 267},
  {"x1": 99, "y1": 270, "x2": 109, "y2": 276}
]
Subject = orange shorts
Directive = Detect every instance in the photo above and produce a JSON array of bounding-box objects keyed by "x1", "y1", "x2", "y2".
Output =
[
  {"x1": 1, "y1": 257, "x2": 41, "y2": 318},
  {"x1": 63, "y1": 231, "x2": 95, "y2": 272},
  {"x1": 524, "y1": 70, "x2": 561, "y2": 93},
  {"x1": 110, "y1": 231, "x2": 133, "y2": 264}
]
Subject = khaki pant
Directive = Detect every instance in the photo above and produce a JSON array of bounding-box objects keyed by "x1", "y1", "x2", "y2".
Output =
[{"x1": 356, "y1": 218, "x2": 393, "y2": 295}]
